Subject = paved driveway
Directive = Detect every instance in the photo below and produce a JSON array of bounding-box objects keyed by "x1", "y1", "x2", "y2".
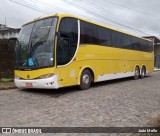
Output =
[{"x1": 0, "y1": 72, "x2": 160, "y2": 135}]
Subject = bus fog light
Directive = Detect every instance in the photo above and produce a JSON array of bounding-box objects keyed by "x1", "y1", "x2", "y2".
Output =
[{"x1": 39, "y1": 74, "x2": 54, "y2": 79}]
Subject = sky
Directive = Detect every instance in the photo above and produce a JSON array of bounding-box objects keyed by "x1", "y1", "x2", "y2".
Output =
[{"x1": 0, "y1": 0, "x2": 160, "y2": 38}]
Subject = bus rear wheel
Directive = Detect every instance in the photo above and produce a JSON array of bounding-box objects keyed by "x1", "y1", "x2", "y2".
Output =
[
  {"x1": 78, "y1": 69, "x2": 92, "y2": 90},
  {"x1": 134, "y1": 66, "x2": 140, "y2": 80},
  {"x1": 141, "y1": 66, "x2": 146, "y2": 78}
]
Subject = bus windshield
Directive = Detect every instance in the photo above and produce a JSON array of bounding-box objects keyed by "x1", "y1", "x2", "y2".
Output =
[{"x1": 15, "y1": 17, "x2": 58, "y2": 69}]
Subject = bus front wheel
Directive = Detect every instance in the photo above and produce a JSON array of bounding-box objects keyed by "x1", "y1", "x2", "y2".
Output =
[{"x1": 78, "y1": 69, "x2": 92, "y2": 90}]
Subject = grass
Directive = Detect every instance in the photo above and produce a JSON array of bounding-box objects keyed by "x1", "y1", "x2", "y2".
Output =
[
  {"x1": 0, "y1": 78, "x2": 16, "y2": 90},
  {"x1": 0, "y1": 78, "x2": 13, "y2": 82}
]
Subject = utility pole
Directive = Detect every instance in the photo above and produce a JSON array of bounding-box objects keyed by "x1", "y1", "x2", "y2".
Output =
[{"x1": 5, "y1": 18, "x2": 7, "y2": 27}]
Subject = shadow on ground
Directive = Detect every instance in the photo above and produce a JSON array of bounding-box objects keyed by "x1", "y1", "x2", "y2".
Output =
[{"x1": 20, "y1": 76, "x2": 152, "y2": 98}]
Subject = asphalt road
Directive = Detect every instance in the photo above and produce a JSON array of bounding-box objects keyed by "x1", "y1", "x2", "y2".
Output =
[{"x1": 0, "y1": 72, "x2": 160, "y2": 136}]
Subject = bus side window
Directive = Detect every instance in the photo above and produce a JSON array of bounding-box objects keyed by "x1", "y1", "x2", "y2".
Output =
[
  {"x1": 80, "y1": 21, "x2": 92, "y2": 44},
  {"x1": 111, "y1": 31, "x2": 123, "y2": 48},
  {"x1": 57, "y1": 18, "x2": 78, "y2": 66},
  {"x1": 123, "y1": 34, "x2": 132, "y2": 49}
]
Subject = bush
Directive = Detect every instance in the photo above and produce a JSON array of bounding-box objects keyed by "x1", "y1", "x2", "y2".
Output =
[
  {"x1": 0, "y1": 69, "x2": 14, "y2": 79},
  {"x1": 6, "y1": 69, "x2": 13, "y2": 78}
]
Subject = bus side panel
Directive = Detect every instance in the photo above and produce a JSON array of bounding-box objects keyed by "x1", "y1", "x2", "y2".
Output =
[
  {"x1": 56, "y1": 44, "x2": 154, "y2": 87},
  {"x1": 56, "y1": 65, "x2": 78, "y2": 88},
  {"x1": 56, "y1": 61, "x2": 96, "y2": 88},
  {"x1": 76, "y1": 45, "x2": 154, "y2": 82}
]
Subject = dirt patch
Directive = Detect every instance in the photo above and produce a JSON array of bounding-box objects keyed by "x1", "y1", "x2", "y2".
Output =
[{"x1": 0, "y1": 82, "x2": 16, "y2": 90}]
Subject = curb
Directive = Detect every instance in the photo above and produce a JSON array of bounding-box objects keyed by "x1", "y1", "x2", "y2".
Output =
[{"x1": 154, "y1": 70, "x2": 160, "y2": 72}]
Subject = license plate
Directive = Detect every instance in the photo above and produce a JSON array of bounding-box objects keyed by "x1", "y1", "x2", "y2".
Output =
[{"x1": 26, "y1": 83, "x2": 33, "y2": 87}]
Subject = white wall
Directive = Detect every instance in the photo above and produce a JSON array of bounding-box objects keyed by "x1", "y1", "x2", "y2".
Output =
[{"x1": 0, "y1": 31, "x2": 19, "y2": 39}]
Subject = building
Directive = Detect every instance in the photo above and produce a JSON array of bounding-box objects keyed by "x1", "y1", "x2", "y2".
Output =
[
  {"x1": 0, "y1": 24, "x2": 20, "y2": 39},
  {"x1": 0, "y1": 24, "x2": 20, "y2": 78},
  {"x1": 143, "y1": 36, "x2": 160, "y2": 68}
]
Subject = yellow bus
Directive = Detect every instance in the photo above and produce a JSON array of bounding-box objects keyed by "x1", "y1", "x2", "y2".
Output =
[{"x1": 14, "y1": 13, "x2": 154, "y2": 90}]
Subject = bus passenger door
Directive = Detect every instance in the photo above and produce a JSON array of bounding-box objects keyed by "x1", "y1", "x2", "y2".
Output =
[{"x1": 56, "y1": 17, "x2": 79, "y2": 87}]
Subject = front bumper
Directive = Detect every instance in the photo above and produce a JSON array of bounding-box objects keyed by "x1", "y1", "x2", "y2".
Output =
[{"x1": 15, "y1": 75, "x2": 59, "y2": 89}]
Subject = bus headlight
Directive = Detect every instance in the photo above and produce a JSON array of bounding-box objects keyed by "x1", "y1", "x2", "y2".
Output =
[{"x1": 39, "y1": 74, "x2": 54, "y2": 79}]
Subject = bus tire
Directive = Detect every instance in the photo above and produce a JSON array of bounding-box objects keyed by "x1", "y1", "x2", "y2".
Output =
[
  {"x1": 134, "y1": 66, "x2": 140, "y2": 80},
  {"x1": 78, "y1": 69, "x2": 92, "y2": 90},
  {"x1": 141, "y1": 66, "x2": 146, "y2": 78}
]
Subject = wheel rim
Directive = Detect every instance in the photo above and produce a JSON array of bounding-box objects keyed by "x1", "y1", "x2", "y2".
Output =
[
  {"x1": 142, "y1": 70, "x2": 145, "y2": 77},
  {"x1": 82, "y1": 74, "x2": 90, "y2": 85},
  {"x1": 135, "y1": 68, "x2": 139, "y2": 77},
  {"x1": 141, "y1": 68, "x2": 145, "y2": 77}
]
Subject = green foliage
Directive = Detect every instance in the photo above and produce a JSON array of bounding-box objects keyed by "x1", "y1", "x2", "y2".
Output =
[
  {"x1": 0, "y1": 78, "x2": 13, "y2": 82},
  {"x1": 6, "y1": 69, "x2": 12, "y2": 78},
  {"x1": 0, "y1": 69, "x2": 14, "y2": 82}
]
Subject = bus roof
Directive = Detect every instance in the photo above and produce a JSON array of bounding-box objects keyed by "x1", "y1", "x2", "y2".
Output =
[{"x1": 24, "y1": 13, "x2": 152, "y2": 42}]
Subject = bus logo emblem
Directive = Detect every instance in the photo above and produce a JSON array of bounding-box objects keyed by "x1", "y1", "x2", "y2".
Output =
[{"x1": 27, "y1": 75, "x2": 30, "y2": 79}]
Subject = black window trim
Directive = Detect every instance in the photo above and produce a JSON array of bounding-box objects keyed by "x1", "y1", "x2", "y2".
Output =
[
  {"x1": 56, "y1": 17, "x2": 80, "y2": 67},
  {"x1": 79, "y1": 20, "x2": 153, "y2": 53},
  {"x1": 15, "y1": 16, "x2": 59, "y2": 71}
]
